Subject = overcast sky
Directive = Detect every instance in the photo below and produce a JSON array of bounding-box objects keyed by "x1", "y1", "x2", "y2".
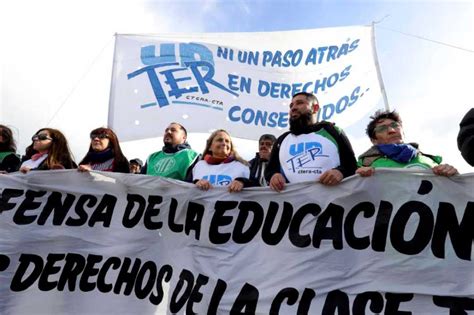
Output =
[{"x1": 1, "y1": 0, "x2": 473, "y2": 173}]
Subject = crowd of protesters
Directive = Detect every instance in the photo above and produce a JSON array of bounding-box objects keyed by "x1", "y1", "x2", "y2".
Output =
[{"x1": 1, "y1": 93, "x2": 472, "y2": 189}]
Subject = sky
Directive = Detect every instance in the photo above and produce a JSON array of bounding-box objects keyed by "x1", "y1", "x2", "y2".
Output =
[{"x1": 0, "y1": 0, "x2": 473, "y2": 173}]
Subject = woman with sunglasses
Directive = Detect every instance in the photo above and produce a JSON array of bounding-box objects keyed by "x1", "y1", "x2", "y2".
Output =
[
  {"x1": 78, "y1": 127, "x2": 129, "y2": 173},
  {"x1": 0, "y1": 124, "x2": 21, "y2": 173},
  {"x1": 20, "y1": 128, "x2": 76, "y2": 173}
]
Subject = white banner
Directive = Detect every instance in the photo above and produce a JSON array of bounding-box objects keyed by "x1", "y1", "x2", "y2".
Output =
[
  {"x1": 1, "y1": 170, "x2": 473, "y2": 314},
  {"x1": 109, "y1": 26, "x2": 383, "y2": 141}
]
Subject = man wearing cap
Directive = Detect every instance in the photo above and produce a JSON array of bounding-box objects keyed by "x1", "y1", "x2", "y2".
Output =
[
  {"x1": 249, "y1": 134, "x2": 277, "y2": 186},
  {"x1": 142, "y1": 122, "x2": 199, "y2": 180},
  {"x1": 129, "y1": 158, "x2": 143, "y2": 174},
  {"x1": 265, "y1": 92, "x2": 357, "y2": 191},
  {"x1": 356, "y1": 109, "x2": 458, "y2": 176}
]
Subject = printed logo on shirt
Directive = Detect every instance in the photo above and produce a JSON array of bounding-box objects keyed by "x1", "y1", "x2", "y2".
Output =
[
  {"x1": 154, "y1": 157, "x2": 176, "y2": 174},
  {"x1": 404, "y1": 163, "x2": 431, "y2": 170},
  {"x1": 286, "y1": 141, "x2": 328, "y2": 174},
  {"x1": 203, "y1": 174, "x2": 232, "y2": 186}
]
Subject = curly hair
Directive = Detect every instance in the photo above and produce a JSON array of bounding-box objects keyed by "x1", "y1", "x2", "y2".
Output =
[{"x1": 366, "y1": 110, "x2": 402, "y2": 140}]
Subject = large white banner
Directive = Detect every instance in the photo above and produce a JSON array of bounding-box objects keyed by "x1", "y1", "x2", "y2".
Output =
[
  {"x1": 109, "y1": 26, "x2": 383, "y2": 141},
  {"x1": 1, "y1": 170, "x2": 473, "y2": 314}
]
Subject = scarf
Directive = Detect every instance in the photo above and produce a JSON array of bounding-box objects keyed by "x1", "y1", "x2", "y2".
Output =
[
  {"x1": 162, "y1": 142, "x2": 192, "y2": 154},
  {"x1": 203, "y1": 154, "x2": 235, "y2": 165},
  {"x1": 31, "y1": 151, "x2": 48, "y2": 161},
  {"x1": 85, "y1": 148, "x2": 114, "y2": 163},
  {"x1": 376, "y1": 143, "x2": 417, "y2": 163}
]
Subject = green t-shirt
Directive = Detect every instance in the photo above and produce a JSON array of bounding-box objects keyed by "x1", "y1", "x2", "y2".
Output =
[
  {"x1": 358, "y1": 153, "x2": 441, "y2": 170},
  {"x1": 146, "y1": 149, "x2": 199, "y2": 180}
]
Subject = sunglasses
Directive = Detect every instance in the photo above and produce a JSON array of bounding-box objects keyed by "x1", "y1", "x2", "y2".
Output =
[
  {"x1": 374, "y1": 122, "x2": 401, "y2": 133},
  {"x1": 32, "y1": 134, "x2": 53, "y2": 141},
  {"x1": 90, "y1": 133, "x2": 109, "y2": 140}
]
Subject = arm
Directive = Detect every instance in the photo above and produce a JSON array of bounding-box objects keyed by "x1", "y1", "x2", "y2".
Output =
[
  {"x1": 264, "y1": 133, "x2": 288, "y2": 191},
  {"x1": 356, "y1": 166, "x2": 375, "y2": 177},
  {"x1": 140, "y1": 162, "x2": 148, "y2": 175},
  {"x1": 0, "y1": 154, "x2": 21, "y2": 173},
  {"x1": 115, "y1": 160, "x2": 131, "y2": 173},
  {"x1": 432, "y1": 164, "x2": 458, "y2": 177},
  {"x1": 333, "y1": 128, "x2": 357, "y2": 178},
  {"x1": 184, "y1": 154, "x2": 201, "y2": 182}
]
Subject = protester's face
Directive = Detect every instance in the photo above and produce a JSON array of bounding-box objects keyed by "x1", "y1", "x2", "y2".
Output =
[
  {"x1": 210, "y1": 131, "x2": 231, "y2": 158},
  {"x1": 90, "y1": 132, "x2": 110, "y2": 152},
  {"x1": 289, "y1": 94, "x2": 315, "y2": 121},
  {"x1": 32, "y1": 130, "x2": 53, "y2": 152},
  {"x1": 372, "y1": 118, "x2": 404, "y2": 145},
  {"x1": 163, "y1": 123, "x2": 186, "y2": 146},
  {"x1": 129, "y1": 163, "x2": 141, "y2": 174},
  {"x1": 258, "y1": 139, "x2": 274, "y2": 161}
]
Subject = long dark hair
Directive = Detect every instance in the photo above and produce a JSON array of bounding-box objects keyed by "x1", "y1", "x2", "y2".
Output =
[
  {"x1": 80, "y1": 127, "x2": 128, "y2": 167},
  {"x1": 0, "y1": 124, "x2": 17, "y2": 152},
  {"x1": 25, "y1": 128, "x2": 75, "y2": 169}
]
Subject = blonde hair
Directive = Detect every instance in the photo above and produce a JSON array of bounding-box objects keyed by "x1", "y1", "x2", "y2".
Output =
[{"x1": 203, "y1": 129, "x2": 249, "y2": 166}]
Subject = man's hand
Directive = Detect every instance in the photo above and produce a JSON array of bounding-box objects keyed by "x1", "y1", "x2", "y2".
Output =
[
  {"x1": 319, "y1": 169, "x2": 344, "y2": 186},
  {"x1": 356, "y1": 167, "x2": 375, "y2": 177},
  {"x1": 269, "y1": 173, "x2": 286, "y2": 192},
  {"x1": 432, "y1": 164, "x2": 458, "y2": 177}
]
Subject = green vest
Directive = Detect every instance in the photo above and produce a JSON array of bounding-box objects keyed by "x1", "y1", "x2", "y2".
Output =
[
  {"x1": 146, "y1": 149, "x2": 198, "y2": 180},
  {"x1": 358, "y1": 153, "x2": 441, "y2": 170}
]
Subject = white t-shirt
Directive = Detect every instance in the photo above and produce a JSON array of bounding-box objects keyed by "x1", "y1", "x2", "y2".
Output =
[
  {"x1": 279, "y1": 133, "x2": 339, "y2": 183},
  {"x1": 20, "y1": 154, "x2": 48, "y2": 170},
  {"x1": 192, "y1": 160, "x2": 250, "y2": 186}
]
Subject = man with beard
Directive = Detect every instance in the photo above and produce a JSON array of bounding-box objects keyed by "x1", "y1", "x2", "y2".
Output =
[
  {"x1": 142, "y1": 122, "x2": 199, "y2": 180},
  {"x1": 249, "y1": 134, "x2": 277, "y2": 186},
  {"x1": 265, "y1": 92, "x2": 357, "y2": 191}
]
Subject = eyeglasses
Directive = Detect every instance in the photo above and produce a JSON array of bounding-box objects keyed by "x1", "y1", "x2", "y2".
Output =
[
  {"x1": 374, "y1": 122, "x2": 401, "y2": 133},
  {"x1": 90, "y1": 133, "x2": 109, "y2": 140},
  {"x1": 32, "y1": 134, "x2": 52, "y2": 141}
]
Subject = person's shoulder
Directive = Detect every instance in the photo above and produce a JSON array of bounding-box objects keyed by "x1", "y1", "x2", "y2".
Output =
[
  {"x1": 276, "y1": 131, "x2": 291, "y2": 141},
  {"x1": 249, "y1": 153, "x2": 259, "y2": 164},
  {"x1": 178, "y1": 148, "x2": 199, "y2": 160},
  {"x1": 147, "y1": 150, "x2": 163, "y2": 159},
  {"x1": 232, "y1": 159, "x2": 248, "y2": 167},
  {"x1": 184, "y1": 148, "x2": 199, "y2": 155},
  {"x1": 460, "y1": 108, "x2": 474, "y2": 126},
  {"x1": 318, "y1": 121, "x2": 343, "y2": 133},
  {"x1": 3, "y1": 152, "x2": 21, "y2": 162},
  {"x1": 194, "y1": 159, "x2": 207, "y2": 167}
]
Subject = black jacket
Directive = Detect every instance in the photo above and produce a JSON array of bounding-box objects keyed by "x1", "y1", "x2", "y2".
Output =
[
  {"x1": 0, "y1": 153, "x2": 21, "y2": 173},
  {"x1": 458, "y1": 108, "x2": 474, "y2": 166},
  {"x1": 249, "y1": 153, "x2": 268, "y2": 186}
]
